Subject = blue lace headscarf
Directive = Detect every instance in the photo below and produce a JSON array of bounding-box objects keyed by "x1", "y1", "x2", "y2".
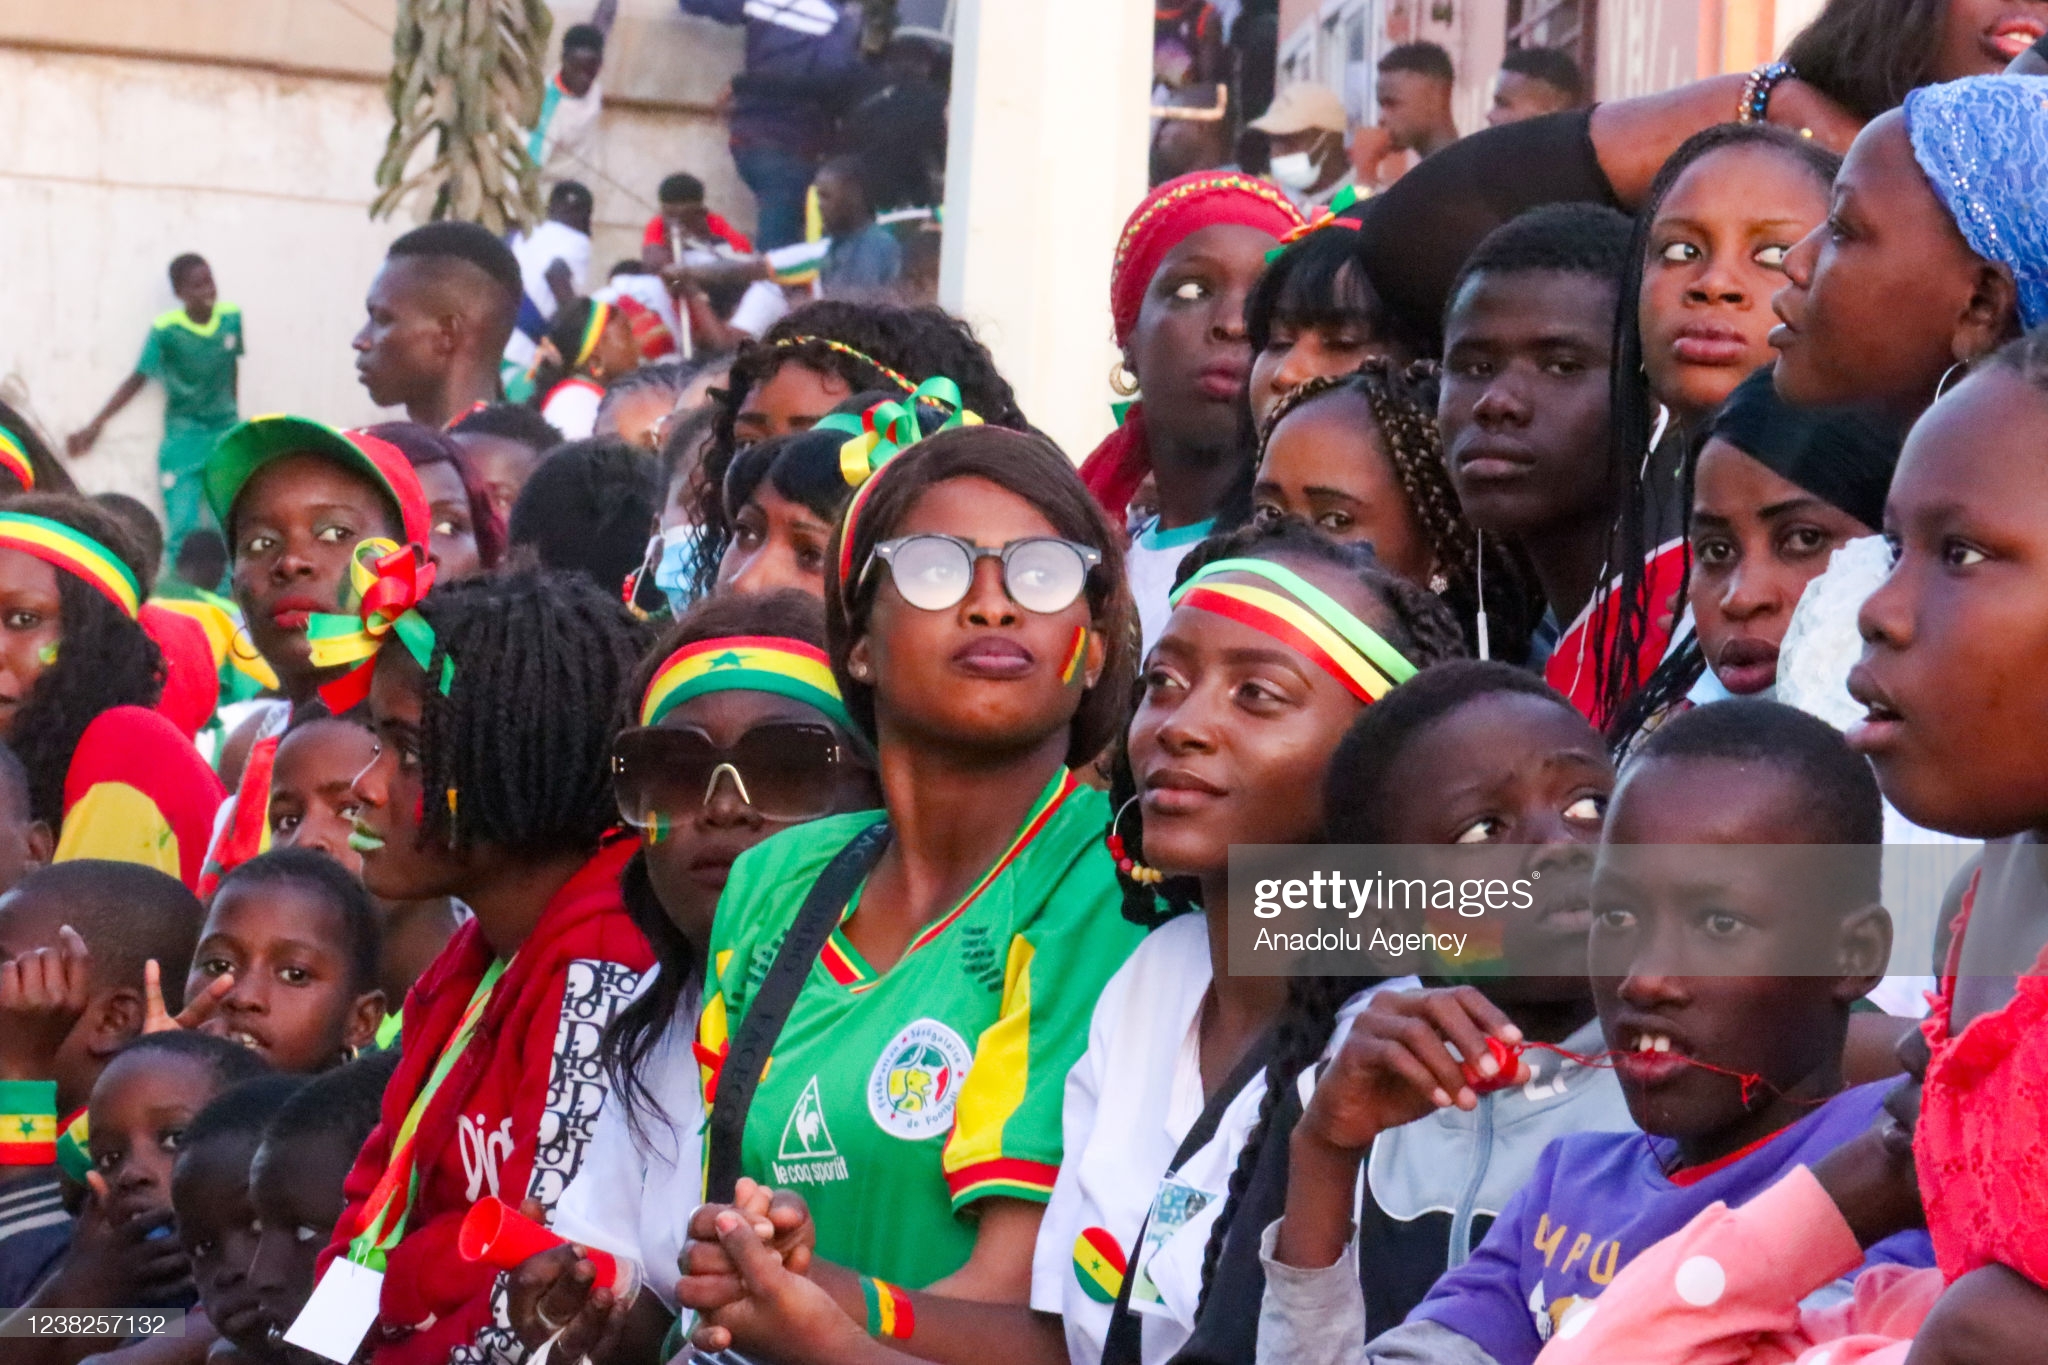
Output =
[{"x1": 1905, "y1": 75, "x2": 2048, "y2": 330}]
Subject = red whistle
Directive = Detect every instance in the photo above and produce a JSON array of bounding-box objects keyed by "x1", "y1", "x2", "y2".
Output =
[
  {"x1": 457, "y1": 1197, "x2": 634, "y2": 1294},
  {"x1": 1461, "y1": 1036, "x2": 1526, "y2": 1095}
]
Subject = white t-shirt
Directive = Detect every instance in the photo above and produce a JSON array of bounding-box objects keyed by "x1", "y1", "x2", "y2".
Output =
[
  {"x1": 511, "y1": 220, "x2": 593, "y2": 323},
  {"x1": 1127, "y1": 518, "x2": 1214, "y2": 661},
  {"x1": 549, "y1": 972, "x2": 703, "y2": 1313},
  {"x1": 1031, "y1": 914, "x2": 1413, "y2": 1365},
  {"x1": 542, "y1": 377, "x2": 605, "y2": 442}
]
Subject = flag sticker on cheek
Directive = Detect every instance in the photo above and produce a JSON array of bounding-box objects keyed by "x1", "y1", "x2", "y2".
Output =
[{"x1": 1061, "y1": 627, "x2": 1088, "y2": 685}]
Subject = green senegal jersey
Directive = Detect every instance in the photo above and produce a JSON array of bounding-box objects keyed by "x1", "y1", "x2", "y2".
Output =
[
  {"x1": 699, "y1": 769, "x2": 1146, "y2": 1288},
  {"x1": 138, "y1": 304, "x2": 243, "y2": 431}
]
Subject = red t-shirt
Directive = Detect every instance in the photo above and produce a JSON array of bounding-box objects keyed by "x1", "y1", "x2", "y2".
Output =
[
  {"x1": 641, "y1": 211, "x2": 753, "y2": 255},
  {"x1": 1545, "y1": 539, "x2": 1689, "y2": 729}
]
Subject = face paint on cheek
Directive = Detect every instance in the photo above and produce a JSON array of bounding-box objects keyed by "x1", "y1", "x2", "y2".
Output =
[
  {"x1": 646, "y1": 813, "x2": 670, "y2": 846},
  {"x1": 1062, "y1": 627, "x2": 1089, "y2": 685},
  {"x1": 37, "y1": 640, "x2": 57, "y2": 667}
]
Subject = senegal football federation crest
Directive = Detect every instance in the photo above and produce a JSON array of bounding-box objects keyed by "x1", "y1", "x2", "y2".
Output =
[{"x1": 867, "y1": 1018, "x2": 973, "y2": 1140}]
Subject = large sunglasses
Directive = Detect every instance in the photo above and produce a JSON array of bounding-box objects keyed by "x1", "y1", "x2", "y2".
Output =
[
  {"x1": 865, "y1": 535, "x2": 1102, "y2": 615},
  {"x1": 612, "y1": 721, "x2": 851, "y2": 827}
]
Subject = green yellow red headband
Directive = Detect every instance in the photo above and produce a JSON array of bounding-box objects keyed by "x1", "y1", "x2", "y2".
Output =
[
  {"x1": 575, "y1": 302, "x2": 613, "y2": 369},
  {"x1": 823, "y1": 378, "x2": 981, "y2": 597},
  {"x1": 0, "y1": 431, "x2": 32, "y2": 490},
  {"x1": 1169, "y1": 558, "x2": 1417, "y2": 704},
  {"x1": 774, "y1": 336, "x2": 922, "y2": 396},
  {"x1": 0, "y1": 512, "x2": 139, "y2": 617},
  {"x1": 305, "y1": 538, "x2": 450, "y2": 711},
  {"x1": 640, "y1": 636, "x2": 856, "y2": 735}
]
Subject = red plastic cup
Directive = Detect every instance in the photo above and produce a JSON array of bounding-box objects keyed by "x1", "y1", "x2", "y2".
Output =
[{"x1": 457, "y1": 1198, "x2": 634, "y2": 1295}]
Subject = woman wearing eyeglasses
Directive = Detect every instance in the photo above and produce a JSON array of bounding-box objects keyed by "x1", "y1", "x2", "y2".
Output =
[
  {"x1": 662, "y1": 422, "x2": 1150, "y2": 1361},
  {"x1": 506, "y1": 588, "x2": 880, "y2": 1363}
]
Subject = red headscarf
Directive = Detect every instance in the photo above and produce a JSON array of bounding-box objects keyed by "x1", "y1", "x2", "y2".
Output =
[{"x1": 1079, "y1": 172, "x2": 1306, "y2": 520}]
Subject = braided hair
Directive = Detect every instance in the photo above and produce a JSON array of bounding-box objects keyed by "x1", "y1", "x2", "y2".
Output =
[
  {"x1": 603, "y1": 588, "x2": 840, "y2": 1152},
  {"x1": 1172, "y1": 521, "x2": 1465, "y2": 1307},
  {"x1": 1596, "y1": 125, "x2": 1840, "y2": 731},
  {"x1": 1258, "y1": 359, "x2": 1542, "y2": 663},
  {"x1": 1, "y1": 494, "x2": 163, "y2": 828},
  {"x1": 692, "y1": 302, "x2": 1028, "y2": 596},
  {"x1": 407, "y1": 569, "x2": 651, "y2": 856}
]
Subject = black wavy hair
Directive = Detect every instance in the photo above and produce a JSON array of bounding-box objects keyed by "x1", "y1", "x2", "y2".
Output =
[
  {"x1": 1110, "y1": 516, "x2": 1469, "y2": 932},
  {"x1": 176, "y1": 1074, "x2": 307, "y2": 1159},
  {"x1": 1325, "y1": 660, "x2": 1589, "y2": 842},
  {"x1": 1, "y1": 493, "x2": 164, "y2": 828},
  {"x1": 109, "y1": 1030, "x2": 272, "y2": 1094},
  {"x1": 1257, "y1": 359, "x2": 1542, "y2": 662},
  {"x1": 0, "y1": 402, "x2": 78, "y2": 496},
  {"x1": 694, "y1": 302, "x2": 1029, "y2": 587},
  {"x1": 262, "y1": 1048, "x2": 399, "y2": 1153},
  {"x1": 824, "y1": 425, "x2": 1136, "y2": 769},
  {"x1": 597, "y1": 360, "x2": 691, "y2": 431},
  {"x1": 701, "y1": 388, "x2": 963, "y2": 593},
  {"x1": 1631, "y1": 698, "x2": 1884, "y2": 892},
  {"x1": 3, "y1": 860, "x2": 203, "y2": 1005},
  {"x1": 450, "y1": 402, "x2": 564, "y2": 455},
  {"x1": 1596, "y1": 125, "x2": 1841, "y2": 734},
  {"x1": 1781, "y1": 0, "x2": 1954, "y2": 123},
  {"x1": 214, "y1": 847, "x2": 382, "y2": 996},
  {"x1": 407, "y1": 569, "x2": 651, "y2": 856},
  {"x1": 91, "y1": 494, "x2": 163, "y2": 590},
  {"x1": 507, "y1": 438, "x2": 660, "y2": 597},
  {"x1": 1500, "y1": 46, "x2": 1586, "y2": 102},
  {"x1": 1247, "y1": 224, "x2": 1429, "y2": 367},
  {"x1": 603, "y1": 588, "x2": 850, "y2": 1151}
]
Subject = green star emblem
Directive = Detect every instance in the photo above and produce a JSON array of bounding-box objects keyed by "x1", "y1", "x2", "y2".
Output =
[{"x1": 707, "y1": 650, "x2": 748, "y2": 670}]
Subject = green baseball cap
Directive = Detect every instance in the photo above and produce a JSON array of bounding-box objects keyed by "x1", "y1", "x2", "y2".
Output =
[{"x1": 204, "y1": 414, "x2": 430, "y2": 545}]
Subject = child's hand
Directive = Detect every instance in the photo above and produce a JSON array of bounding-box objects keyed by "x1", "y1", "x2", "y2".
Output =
[
  {"x1": 54, "y1": 1173, "x2": 192, "y2": 1309},
  {"x1": 1904, "y1": 1263, "x2": 2048, "y2": 1365},
  {"x1": 0, "y1": 925, "x2": 91, "y2": 1082},
  {"x1": 677, "y1": 1178, "x2": 815, "y2": 1312},
  {"x1": 140, "y1": 960, "x2": 233, "y2": 1035},
  {"x1": 504, "y1": 1198, "x2": 630, "y2": 1357},
  {"x1": 1815, "y1": 1026, "x2": 1926, "y2": 1248},
  {"x1": 1297, "y1": 987, "x2": 1528, "y2": 1157},
  {"x1": 682, "y1": 1210, "x2": 865, "y2": 1365}
]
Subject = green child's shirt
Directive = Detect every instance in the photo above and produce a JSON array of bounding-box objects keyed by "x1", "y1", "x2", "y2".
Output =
[{"x1": 138, "y1": 304, "x2": 243, "y2": 435}]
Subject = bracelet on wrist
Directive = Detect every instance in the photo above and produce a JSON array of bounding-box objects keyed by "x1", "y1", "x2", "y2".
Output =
[
  {"x1": 1738, "y1": 61, "x2": 1796, "y2": 124},
  {"x1": 859, "y1": 1275, "x2": 915, "y2": 1341}
]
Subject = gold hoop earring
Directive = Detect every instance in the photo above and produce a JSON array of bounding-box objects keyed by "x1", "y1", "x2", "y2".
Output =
[{"x1": 1110, "y1": 362, "x2": 1140, "y2": 398}]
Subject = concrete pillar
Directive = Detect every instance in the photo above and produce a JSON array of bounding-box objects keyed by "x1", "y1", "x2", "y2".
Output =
[{"x1": 938, "y1": 0, "x2": 1154, "y2": 463}]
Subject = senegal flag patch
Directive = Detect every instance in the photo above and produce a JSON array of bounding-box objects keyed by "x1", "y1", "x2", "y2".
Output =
[{"x1": 1073, "y1": 1227, "x2": 1126, "y2": 1304}]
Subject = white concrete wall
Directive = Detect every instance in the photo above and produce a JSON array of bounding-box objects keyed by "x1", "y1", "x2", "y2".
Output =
[
  {"x1": 0, "y1": 0, "x2": 741, "y2": 516},
  {"x1": 939, "y1": 0, "x2": 1154, "y2": 464}
]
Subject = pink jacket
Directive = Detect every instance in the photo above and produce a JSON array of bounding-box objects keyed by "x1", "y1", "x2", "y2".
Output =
[{"x1": 1532, "y1": 1166, "x2": 1940, "y2": 1365}]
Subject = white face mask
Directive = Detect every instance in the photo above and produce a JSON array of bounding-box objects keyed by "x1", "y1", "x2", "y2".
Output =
[{"x1": 1268, "y1": 150, "x2": 1322, "y2": 191}]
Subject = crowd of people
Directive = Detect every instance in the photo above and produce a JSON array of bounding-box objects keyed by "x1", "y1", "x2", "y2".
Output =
[{"x1": 4, "y1": 1, "x2": 2048, "y2": 1364}]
